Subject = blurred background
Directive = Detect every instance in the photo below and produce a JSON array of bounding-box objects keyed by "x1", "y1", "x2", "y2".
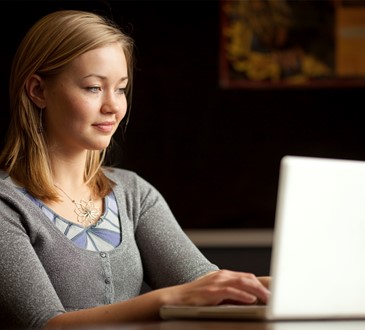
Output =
[{"x1": 1, "y1": 0, "x2": 364, "y2": 274}]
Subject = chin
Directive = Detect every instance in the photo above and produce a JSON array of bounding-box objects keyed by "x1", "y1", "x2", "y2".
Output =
[
  {"x1": 94, "y1": 145, "x2": 110, "y2": 151},
  {"x1": 93, "y1": 136, "x2": 111, "y2": 150},
  {"x1": 88, "y1": 141, "x2": 111, "y2": 151}
]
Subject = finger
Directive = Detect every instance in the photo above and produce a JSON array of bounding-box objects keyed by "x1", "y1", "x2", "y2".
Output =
[
  {"x1": 258, "y1": 276, "x2": 271, "y2": 289},
  {"x1": 208, "y1": 286, "x2": 259, "y2": 305},
  {"x1": 233, "y1": 274, "x2": 271, "y2": 304},
  {"x1": 196, "y1": 270, "x2": 271, "y2": 305}
]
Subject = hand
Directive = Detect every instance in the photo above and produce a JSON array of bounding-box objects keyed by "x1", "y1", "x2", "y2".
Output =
[
  {"x1": 256, "y1": 276, "x2": 271, "y2": 305},
  {"x1": 163, "y1": 269, "x2": 271, "y2": 307},
  {"x1": 258, "y1": 276, "x2": 271, "y2": 289}
]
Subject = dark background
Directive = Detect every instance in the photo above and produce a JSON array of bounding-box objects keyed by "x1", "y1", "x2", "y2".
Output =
[{"x1": 1, "y1": 0, "x2": 364, "y2": 230}]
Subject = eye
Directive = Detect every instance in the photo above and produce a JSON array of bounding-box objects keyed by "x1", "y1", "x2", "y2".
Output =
[
  {"x1": 116, "y1": 88, "x2": 126, "y2": 95},
  {"x1": 86, "y1": 86, "x2": 101, "y2": 93}
]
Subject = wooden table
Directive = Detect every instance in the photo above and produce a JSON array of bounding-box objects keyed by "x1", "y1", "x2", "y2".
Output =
[{"x1": 52, "y1": 319, "x2": 365, "y2": 330}]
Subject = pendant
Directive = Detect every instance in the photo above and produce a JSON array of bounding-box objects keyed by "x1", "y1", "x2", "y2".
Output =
[{"x1": 73, "y1": 199, "x2": 100, "y2": 225}]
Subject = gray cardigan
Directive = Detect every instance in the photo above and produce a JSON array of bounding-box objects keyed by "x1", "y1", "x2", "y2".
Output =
[{"x1": 0, "y1": 168, "x2": 218, "y2": 329}]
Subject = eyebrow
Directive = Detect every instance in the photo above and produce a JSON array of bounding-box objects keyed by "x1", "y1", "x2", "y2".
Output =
[{"x1": 82, "y1": 74, "x2": 128, "y2": 82}]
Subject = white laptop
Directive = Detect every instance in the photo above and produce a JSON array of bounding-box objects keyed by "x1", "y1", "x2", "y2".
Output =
[{"x1": 160, "y1": 155, "x2": 365, "y2": 321}]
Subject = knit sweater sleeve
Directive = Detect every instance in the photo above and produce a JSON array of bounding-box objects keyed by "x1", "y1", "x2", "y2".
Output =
[
  {"x1": 0, "y1": 182, "x2": 65, "y2": 329},
  {"x1": 108, "y1": 168, "x2": 219, "y2": 289}
]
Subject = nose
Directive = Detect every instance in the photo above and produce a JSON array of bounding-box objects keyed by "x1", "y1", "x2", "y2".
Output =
[{"x1": 101, "y1": 91, "x2": 124, "y2": 115}]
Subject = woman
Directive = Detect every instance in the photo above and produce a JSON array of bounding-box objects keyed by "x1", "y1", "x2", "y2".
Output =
[{"x1": 0, "y1": 10, "x2": 270, "y2": 329}]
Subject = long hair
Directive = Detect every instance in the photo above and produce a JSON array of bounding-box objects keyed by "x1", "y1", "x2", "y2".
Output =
[{"x1": 0, "y1": 10, "x2": 134, "y2": 201}]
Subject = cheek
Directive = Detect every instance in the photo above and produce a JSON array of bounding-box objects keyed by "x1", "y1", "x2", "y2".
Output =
[
  {"x1": 46, "y1": 89, "x2": 83, "y2": 120},
  {"x1": 63, "y1": 94, "x2": 96, "y2": 122}
]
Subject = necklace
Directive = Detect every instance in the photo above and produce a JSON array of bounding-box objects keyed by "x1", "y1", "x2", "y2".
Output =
[{"x1": 54, "y1": 184, "x2": 101, "y2": 225}]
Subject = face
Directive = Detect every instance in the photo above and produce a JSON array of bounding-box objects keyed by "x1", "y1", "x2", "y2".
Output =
[{"x1": 42, "y1": 43, "x2": 128, "y2": 153}]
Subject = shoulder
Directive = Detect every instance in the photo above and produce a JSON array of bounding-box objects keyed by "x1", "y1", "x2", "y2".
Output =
[
  {"x1": 103, "y1": 167, "x2": 144, "y2": 186},
  {"x1": 0, "y1": 170, "x2": 20, "y2": 194},
  {"x1": 102, "y1": 167, "x2": 164, "y2": 202},
  {"x1": 0, "y1": 171, "x2": 37, "y2": 228},
  {"x1": 103, "y1": 167, "x2": 158, "y2": 193},
  {"x1": 103, "y1": 167, "x2": 137, "y2": 180},
  {"x1": 0, "y1": 170, "x2": 10, "y2": 181}
]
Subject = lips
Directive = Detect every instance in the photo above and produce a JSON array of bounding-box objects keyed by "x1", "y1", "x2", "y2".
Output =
[{"x1": 92, "y1": 121, "x2": 116, "y2": 133}]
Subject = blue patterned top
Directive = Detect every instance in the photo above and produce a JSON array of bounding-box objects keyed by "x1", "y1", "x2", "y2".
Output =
[{"x1": 20, "y1": 189, "x2": 121, "y2": 252}]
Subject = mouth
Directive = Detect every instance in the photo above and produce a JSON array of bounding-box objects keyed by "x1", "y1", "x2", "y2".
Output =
[{"x1": 92, "y1": 121, "x2": 116, "y2": 133}]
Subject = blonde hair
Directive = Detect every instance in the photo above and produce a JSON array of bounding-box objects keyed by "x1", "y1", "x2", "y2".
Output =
[{"x1": 0, "y1": 10, "x2": 134, "y2": 201}]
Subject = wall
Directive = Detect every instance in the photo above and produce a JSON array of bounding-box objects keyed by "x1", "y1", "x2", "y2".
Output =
[{"x1": 1, "y1": 1, "x2": 364, "y2": 234}]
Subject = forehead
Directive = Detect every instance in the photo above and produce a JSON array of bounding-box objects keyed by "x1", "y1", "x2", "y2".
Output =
[{"x1": 64, "y1": 43, "x2": 128, "y2": 77}]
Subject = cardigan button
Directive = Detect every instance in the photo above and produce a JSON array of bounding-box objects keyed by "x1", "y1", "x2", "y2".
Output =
[{"x1": 100, "y1": 252, "x2": 107, "y2": 258}]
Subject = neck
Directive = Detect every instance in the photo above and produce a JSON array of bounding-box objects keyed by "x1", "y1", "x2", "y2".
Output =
[{"x1": 49, "y1": 150, "x2": 88, "y2": 189}]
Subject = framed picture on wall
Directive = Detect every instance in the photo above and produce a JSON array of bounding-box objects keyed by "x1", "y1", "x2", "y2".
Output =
[{"x1": 219, "y1": 0, "x2": 365, "y2": 89}]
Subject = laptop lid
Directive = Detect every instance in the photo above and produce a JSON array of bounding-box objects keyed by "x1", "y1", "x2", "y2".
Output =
[
  {"x1": 268, "y1": 155, "x2": 365, "y2": 320},
  {"x1": 160, "y1": 156, "x2": 365, "y2": 321}
]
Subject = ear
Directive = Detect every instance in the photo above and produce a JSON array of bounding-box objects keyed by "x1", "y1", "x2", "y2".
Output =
[{"x1": 26, "y1": 74, "x2": 46, "y2": 108}]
